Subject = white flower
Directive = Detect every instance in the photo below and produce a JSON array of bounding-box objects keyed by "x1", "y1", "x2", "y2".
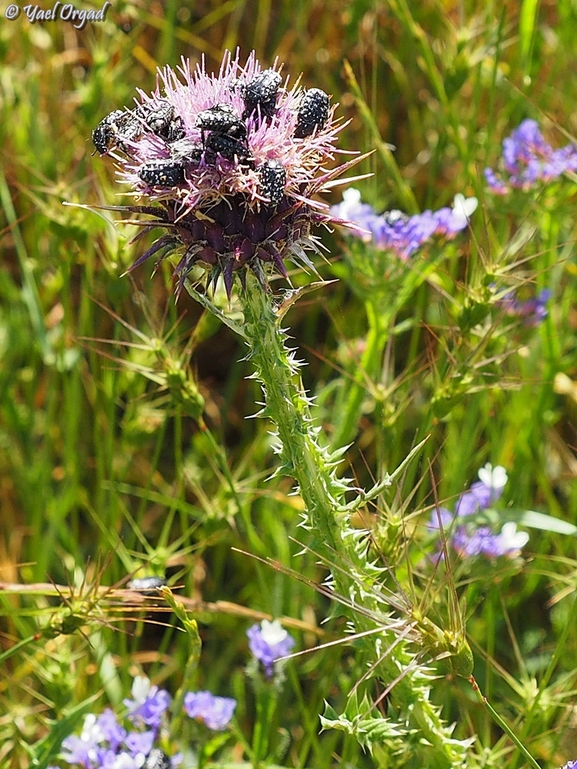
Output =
[
  {"x1": 259, "y1": 619, "x2": 290, "y2": 645},
  {"x1": 498, "y1": 522, "x2": 529, "y2": 554},
  {"x1": 478, "y1": 463, "x2": 508, "y2": 491},
  {"x1": 129, "y1": 675, "x2": 152, "y2": 705},
  {"x1": 451, "y1": 193, "x2": 478, "y2": 228},
  {"x1": 79, "y1": 713, "x2": 104, "y2": 744},
  {"x1": 111, "y1": 753, "x2": 141, "y2": 769}
]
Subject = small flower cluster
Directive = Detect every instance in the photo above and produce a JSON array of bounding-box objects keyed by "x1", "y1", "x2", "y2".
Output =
[
  {"x1": 498, "y1": 287, "x2": 551, "y2": 326},
  {"x1": 184, "y1": 691, "x2": 237, "y2": 731},
  {"x1": 330, "y1": 189, "x2": 477, "y2": 260},
  {"x1": 247, "y1": 619, "x2": 295, "y2": 677},
  {"x1": 53, "y1": 677, "x2": 236, "y2": 769},
  {"x1": 484, "y1": 119, "x2": 577, "y2": 193},
  {"x1": 93, "y1": 50, "x2": 355, "y2": 295},
  {"x1": 430, "y1": 464, "x2": 529, "y2": 559}
]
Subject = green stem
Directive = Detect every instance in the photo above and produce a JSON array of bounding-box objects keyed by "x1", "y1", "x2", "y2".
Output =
[
  {"x1": 234, "y1": 274, "x2": 471, "y2": 768},
  {"x1": 331, "y1": 299, "x2": 390, "y2": 449},
  {"x1": 469, "y1": 677, "x2": 541, "y2": 769},
  {"x1": 238, "y1": 276, "x2": 342, "y2": 552}
]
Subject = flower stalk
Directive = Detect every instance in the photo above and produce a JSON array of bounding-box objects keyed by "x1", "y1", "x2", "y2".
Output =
[{"x1": 206, "y1": 272, "x2": 474, "y2": 767}]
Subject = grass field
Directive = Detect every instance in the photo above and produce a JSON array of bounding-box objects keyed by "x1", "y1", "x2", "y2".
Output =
[{"x1": 1, "y1": 1, "x2": 577, "y2": 768}]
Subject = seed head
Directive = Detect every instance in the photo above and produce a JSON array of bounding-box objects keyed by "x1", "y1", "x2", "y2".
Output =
[{"x1": 93, "y1": 50, "x2": 357, "y2": 296}]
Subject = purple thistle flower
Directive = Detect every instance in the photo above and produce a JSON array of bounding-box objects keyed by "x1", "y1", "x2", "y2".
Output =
[
  {"x1": 123, "y1": 676, "x2": 171, "y2": 729},
  {"x1": 330, "y1": 190, "x2": 477, "y2": 259},
  {"x1": 247, "y1": 619, "x2": 296, "y2": 676},
  {"x1": 485, "y1": 119, "x2": 577, "y2": 193},
  {"x1": 93, "y1": 50, "x2": 361, "y2": 296},
  {"x1": 183, "y1": 690, "x2": 236, "y2": 731}
]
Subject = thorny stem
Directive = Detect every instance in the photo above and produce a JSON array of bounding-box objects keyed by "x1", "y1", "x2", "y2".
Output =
[
  {"x1": 228, "y1": 273, "x2": 472, "y2": 767},
  {"x1": 238, "y1": 277, "x2": 341, "y2": 552}
]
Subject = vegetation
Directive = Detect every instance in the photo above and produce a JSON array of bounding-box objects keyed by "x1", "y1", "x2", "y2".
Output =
[{"x1": 1, "y1": 1, "x2": 577, "y2": 767}]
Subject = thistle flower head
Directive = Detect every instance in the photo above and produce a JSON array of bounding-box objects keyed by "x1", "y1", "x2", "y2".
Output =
[{"x1": 93, "y1": 50, "x2": 355, "y2": 296}]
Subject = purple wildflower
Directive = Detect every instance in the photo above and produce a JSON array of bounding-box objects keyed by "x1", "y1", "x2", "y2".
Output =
[
  {"x1": 498, "y1": 288, "x2": 551, "y2": 326},
  {"x1": 429, "y1": 465, "x2": 528, "y2": 559},
  {"x1": 427, "y1": 506, "x2": 454, "y2": 532},
  {"x1": 247, "y1": 619, "x2": 296, "y2": 676},
  {"x1": 183, "y1": 691, "x2": 236, "y2": 730},
  {"x1": 124, "y1": 729, "x2": 155, "y2": 758},
  {"x1": 329, "y1": 187, "x2": 383, "y2": 240},
  {"x1": 99, "y1": 752, "x2": 140, "y2": 769},
  {"x1": 93, "y1": 50, "x2": 361, "y2": 296},
  {"x1": 485, "y1": 119, "x2": 577, "y2": 193},
  {"x1": 96, "y1": 709, "x2": 126, "y2": 752},
  {"x1": 559, "y1": 762, "x2": 577, "y2": 769},
  {"x1": 454, "y1": 464, "x2": 506, "y2": 516},
  {"x1": 61, "y1": 713, "x2": 105, "y2": 767},
  {"x1": 452, "y1": 525, "x2": 505, "y2": 557},
  {"x1": 452, "y1": 520, "x2": 529, "y2": 558},
  {"x1": 123, "y1": 676, "x2": 171, "y2": 729},
  {"x1": 454, "y1": 481, "x2": 493, "y2": 517},
  {"x1": 330, "y1": 190, "x2": 477, "y2": 259}
]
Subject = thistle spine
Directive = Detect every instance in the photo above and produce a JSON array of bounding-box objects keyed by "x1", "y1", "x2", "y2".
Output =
[{"x1": 237, "y1": 274, "x2": 472, "y2": 767}]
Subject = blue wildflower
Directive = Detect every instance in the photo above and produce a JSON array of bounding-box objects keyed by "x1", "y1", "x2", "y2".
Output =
[
  {"x1": 499, "y1": 288, "x2": 551, "y2": 327},
  {"x1": 455, "y1": 463, "x2": 507, "y2": 516},
  {"x1": 183, "y1": 691, "x2": 236, "y2": 731},
  {"x1": 100, "y1": 752, "x2": 141, "y2": 769},
  {"x1": 124, "y1": 729, "x2": 155, "y2": 759},
  {"x1": 485, "y1": 119, "x2": 577, "y2": 193},
  {"x1": 430, "y1": 465, "x2": 529, "y2": 559},
  {"x1": 61, "y1": 713, "x2": 105, "y2": 767},
  {"x1": 331, "y1": 189, "x2": 477, "y2": 260},
  {"x1": 247, "y1": 619, "x2": 296, "y2": 676},
  {"x1": 123, "y1": 676, "x2": 171, "y2": 729},
  {"x1": 96, "y1": 709, "x2": 126, "y2": 753},
  {"x1": 559, "y1": 761, "x2": 577, "y2": 769},
  {"x1": 329, "y1": 188, "x2": 382, "y2": 240}
]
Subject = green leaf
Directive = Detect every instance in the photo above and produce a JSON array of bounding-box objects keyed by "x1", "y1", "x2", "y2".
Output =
[{"x1": 471, "y1": 508, "x2": 577, "y2": 536}]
